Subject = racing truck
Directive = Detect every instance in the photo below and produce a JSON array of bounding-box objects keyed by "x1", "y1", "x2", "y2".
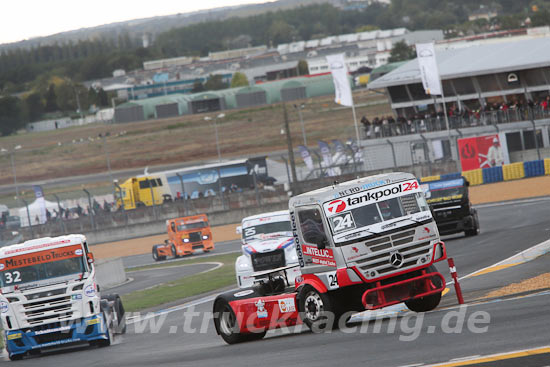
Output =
[
  {"x1": 152, "y1": 214, "x2": 214, "y2": 261},
  {"x1": 213, "y1": 172, "x2": 447, "y2": 343},
  {"x1": 422, "y1": 177, "x2": 480, "y2": 237},
  {"x1": 0, "y1": 234, "x2": 126, "y2": 360},
  {"x1": 235, "y1": 210, "x2": 300, "y2": 288}
]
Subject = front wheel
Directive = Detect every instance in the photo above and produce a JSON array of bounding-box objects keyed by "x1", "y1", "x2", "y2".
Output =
[
  {"x1": 297, "y1": 286, "x2": 337, "y2": 333},
  {"x1": 214, "y1": 300, "x2": 265, "y2": 344},
  {"x1": 171, "y1": 244, "x2": 179, "y2": 258},
  {"x1": 405, "y1": 265, "x2": 442, "y2": 312},
  {"x1": 152, "y1": 245, "x2": 166, "y2": 261},
  {"x1": 465, "y1": 211, "x2": 480, "y2": 237}
]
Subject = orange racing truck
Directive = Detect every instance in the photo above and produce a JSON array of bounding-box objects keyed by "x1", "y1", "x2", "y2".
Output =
[
  {"x1": 152, "y1": 214, "x2": 214, "y2": 261},
  {"x1": 213, "y1": 172, "x2": 447, "y2": 342}
]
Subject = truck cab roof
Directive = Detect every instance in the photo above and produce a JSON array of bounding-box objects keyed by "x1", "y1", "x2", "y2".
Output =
[
  {"x1": 0, "y1": 234, "x2": 86, "y2": 259},
  {"x1": 241, "y1": 210, "x2": 289, "y2": 227},
  {"x1": 289, "y1": 172, "x2": 416, "y2": 208}
]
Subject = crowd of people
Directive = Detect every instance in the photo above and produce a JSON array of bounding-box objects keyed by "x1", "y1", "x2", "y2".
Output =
[{"x1": 360, "y1": 95, "x2": 550, "y2": 139}]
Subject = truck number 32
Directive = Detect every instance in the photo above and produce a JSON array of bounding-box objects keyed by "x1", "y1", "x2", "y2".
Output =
[{"x1": 4, "y1": 271, "x2": 21, "y2": 284}]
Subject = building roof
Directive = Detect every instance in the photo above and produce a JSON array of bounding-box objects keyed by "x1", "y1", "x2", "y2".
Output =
[{"x1": 368, "y1": 37, "x2": 550, "y2": 89}]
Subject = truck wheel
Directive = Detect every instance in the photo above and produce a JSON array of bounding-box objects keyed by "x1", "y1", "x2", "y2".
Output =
[
  {"x1": 465, "y1": 212, "x2": 480, "y2": 237},
  {"x1": 105, "y1": 294, "x2": 126, "y2": 334},
  {"x1": 152, "y1": 245, "x2": 166, "y2": 261},
  {"x1": 214, "y1": 300, "x2": 266, "y2": 344},
  {"x1": 405, "y1": 266, "x2": 443, "y2": 312},
  {"x1": 297, "y1": 285, "x2": 336, "y2": 333},
  {"x1": 171, "y1": 244, "x2": 179, "y2": 258},
  {"x1": 9, "y1": 353, "x2": 24, "y2": 361}
]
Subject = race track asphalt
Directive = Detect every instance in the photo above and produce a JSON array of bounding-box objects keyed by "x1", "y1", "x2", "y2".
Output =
[{"x1": 3, "y1": 198, "x2": 550, "y2": 366}]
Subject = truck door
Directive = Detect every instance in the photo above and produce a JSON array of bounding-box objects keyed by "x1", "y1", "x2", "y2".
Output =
[{"x1": 295, "y1": 206, "x2": 339, "y2": 274}]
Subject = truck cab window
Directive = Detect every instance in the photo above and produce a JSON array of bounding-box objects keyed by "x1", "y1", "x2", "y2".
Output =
[{"x1": 298, "y1": 208, "x2": 328, "y2": 245}]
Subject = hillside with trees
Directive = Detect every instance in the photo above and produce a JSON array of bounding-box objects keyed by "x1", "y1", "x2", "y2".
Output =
[{"x1": 1, "y1": 0, "x2": 550, "y2": 135}]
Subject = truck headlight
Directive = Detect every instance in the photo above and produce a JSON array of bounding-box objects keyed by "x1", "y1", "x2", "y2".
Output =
[
  {"x1": 183, "y1": 238, "x2": 190, "y2": 243},
  {"x1": 202, "y1": 235, "x2": 209, "y2": 240}
]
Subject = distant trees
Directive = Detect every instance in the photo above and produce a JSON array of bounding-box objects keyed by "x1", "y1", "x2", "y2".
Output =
[
  {"x1": 230, "y1": 72, "x2": 249, "y2": 88},
  {"x1": 0, "y1": 96, "x2": 23, "y2": 136},
  {"x1": 204, "y1": 75, "x2": 229, "y2": 91},
  {"x1": 388, "y1": 40, "x2": 416, "y2": 63}
]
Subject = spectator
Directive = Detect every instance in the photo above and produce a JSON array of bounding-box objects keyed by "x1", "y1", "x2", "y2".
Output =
[
  {"x1": 487, "y1": 138, "x2": 504, "y2": 167},
  {"x1": 46, "y1": 209, "x2": 51, "y2": 222}
]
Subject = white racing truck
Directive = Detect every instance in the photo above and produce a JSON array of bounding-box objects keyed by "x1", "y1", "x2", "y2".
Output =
[
  {"x1": 235, "y1": 210, "x2": 301, "y2": 288},
  {"x1": 213, "y1": 172, "x2": 448, "y2": 342},
  {"x1": 0, "y1": 234, "x2": 125, "y2": 361}
]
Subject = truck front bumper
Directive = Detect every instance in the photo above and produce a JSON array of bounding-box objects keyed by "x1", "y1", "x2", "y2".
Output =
[
  {"x1": 362, "y1": 271, "x2": 445, "y2": 310},
  {"x1": 5, "y1": 314, "x2": 109, "y2": 358},
  {"x1": 436, "y1": 214, "x2": 475, "y2": 235}
]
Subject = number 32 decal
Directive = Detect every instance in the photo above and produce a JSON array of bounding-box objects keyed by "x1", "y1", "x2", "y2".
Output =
[{"x1": 4, "y1": 271, "x2": 21, "y2": 284}]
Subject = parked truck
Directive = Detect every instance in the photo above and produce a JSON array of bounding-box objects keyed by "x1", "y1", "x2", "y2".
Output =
[
  {"x1": 0, "y1": 235, "x2": 125, "y2": 360},
  {"x1": 423, "y1": 177, "x2": 480, "y2": 237},
  {"x1": 152, "y1": 214, "x2": 214, "y2": 261},
  {"x1": 235, "y1": 210, "x2": 300, "y2": 288},
  {"x1": 213, "y1": 172, "x2": 447, "y2": 343}
]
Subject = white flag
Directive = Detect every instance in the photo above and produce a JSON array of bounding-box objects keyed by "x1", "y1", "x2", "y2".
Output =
[
  {"x1": 326, "y1": 54, "x2": 353, "y2": 107},
  {"x1": 415, "y1": 43, "x2": 442, "y2": 95}
]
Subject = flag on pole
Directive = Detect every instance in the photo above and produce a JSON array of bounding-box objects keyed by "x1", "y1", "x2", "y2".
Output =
[
  {"x1": 415, "y1": 43, "x2": 442, "y2": 96},
  {"x1": 318, "y1": 140, "x2": 337, "y2": 176},
  {"x1": 326, "y1": 54, "x2": 353, "y2": 107},
  {"x1": 298, "y1": 145, "x2": 314, "y2": 172}
]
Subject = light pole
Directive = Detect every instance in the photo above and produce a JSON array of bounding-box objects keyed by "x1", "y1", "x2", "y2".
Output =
[
  {"x1": 98, "y1": 132, "x2": 113, "y2": 182},
  {"x1": 204, "y1": 113, "x2": 226, "y2": 209},
  {"x1": 1, "y1": 145, "x2": 22, "y2": 199},
  {"x1": 294, "y1": 104, "x2": 307, "y2": 146}
]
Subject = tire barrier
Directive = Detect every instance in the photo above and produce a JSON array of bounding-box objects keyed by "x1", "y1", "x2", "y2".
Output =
[{"x1": 421, "y1": 159, "x2": 549, "y2": 186}]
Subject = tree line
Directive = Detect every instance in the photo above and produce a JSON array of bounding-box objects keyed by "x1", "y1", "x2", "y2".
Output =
[{"x1": 1, "y1": 0, "x2": 550, "y2": 135}]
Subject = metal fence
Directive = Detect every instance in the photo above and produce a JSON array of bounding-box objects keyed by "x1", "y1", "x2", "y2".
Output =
[{"x1": 363, "y1": 106, "x2": 550, "y2": 139}]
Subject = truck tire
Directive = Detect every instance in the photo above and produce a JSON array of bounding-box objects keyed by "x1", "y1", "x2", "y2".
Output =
[
  {"x1": 405, "y1": 266, "x2": 443, "y2": 312},
  {"x1": 297, "y1": 285, "x2": 337, "y2": 333},
  {"x1": 152, "y1": 245, "x2": 166, "y2": 261},
  {"x1": 465, "y1": 211, "x2": 480, "y2": 237},
  {"x1": 213, "y1": 299, "x2": 266, "y2": 344},
  {"x1": 105, "y1": 294, "x2": 126, "y2": 334},
  {"x1": 171, "y1": 243, "x2": 179, "y2": 258}
]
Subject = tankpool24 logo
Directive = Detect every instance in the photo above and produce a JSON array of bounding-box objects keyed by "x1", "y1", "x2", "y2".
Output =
[{"x1": 327, "y1": 199, "x2": 346, "y2": 214}]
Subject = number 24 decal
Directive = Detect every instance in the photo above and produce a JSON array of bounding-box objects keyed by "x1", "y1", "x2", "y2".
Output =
[
  {"x1": 327, "y1": 273, "x2": 339, "y2": 289},
  {"x1": 332, "y1": 213, "x2": 355, "y2": 233},
  {"x1": 403, "y1": 181, "x2": 419, "y2": 191},
  {"x1": 4, "y1": 271, "x2": 21, "y2": 284}
]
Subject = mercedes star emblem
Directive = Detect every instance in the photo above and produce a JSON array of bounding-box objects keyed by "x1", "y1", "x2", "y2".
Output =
[{"x1": 389, "y1": 251, "x2": 404, "y2": 268}]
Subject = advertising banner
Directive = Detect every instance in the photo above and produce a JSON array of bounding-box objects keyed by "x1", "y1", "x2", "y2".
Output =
[
  {"x1": 415, "y1": 43, "x2": 442, "y2": 96},
  {"x1": 326, "y1": 53, "x2": 353, "y2": 107},
  {"x1": 458, "y1": 133, "x2": 510, "y2": 171},
  {"x1": 298, "y1": 145, "x2": 314, "y2": 171},
  {"x1": 318, "y1": 140, "x2": 337, "y2": 176}
]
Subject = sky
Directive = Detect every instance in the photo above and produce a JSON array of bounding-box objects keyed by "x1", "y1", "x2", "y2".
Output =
[{"x1": 0, "y1": 0, "x2": 275, "y2": 45}]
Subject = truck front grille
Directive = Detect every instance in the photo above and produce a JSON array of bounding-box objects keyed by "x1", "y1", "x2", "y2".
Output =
[
  {"x1": 188, "y1": 231, "x2": 202, "y2": 243},
  {"x1": 20, "y1": 287, "x2": 76, "y2": 326},
  {"x1": 356, "y1": 229, "x2": 432, "y2": 279},
  {"x1": 251, "y1": 249, "x2": 285, "y2": 272},
  {"x1": 34, "y1": 330, "x2": 74, "y2": 345}
]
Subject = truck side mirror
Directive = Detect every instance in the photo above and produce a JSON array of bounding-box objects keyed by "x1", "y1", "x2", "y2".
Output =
[
  {"x1": 305, "y1": 232, "x2": 327, "y2": 250},
  {"x1": 236, "y1": 226, "x2": 242, "y2": 235},
  {"x1": 87, "y1": 253, "x2": 95, "y2": 264}
]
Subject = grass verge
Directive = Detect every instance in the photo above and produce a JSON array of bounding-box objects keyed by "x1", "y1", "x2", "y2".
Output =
[{"x1": 121, "y1": 252, "x2": 239, "y2": 312}]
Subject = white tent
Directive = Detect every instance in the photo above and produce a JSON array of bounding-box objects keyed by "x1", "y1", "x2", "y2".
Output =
[{"x1": 18, "y1": 199, "x2": 61, "y2": 227}]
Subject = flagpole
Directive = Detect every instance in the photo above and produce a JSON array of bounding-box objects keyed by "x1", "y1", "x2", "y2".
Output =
[
  {"x1": 440, "y1": 89, "x2": 450, "y2": 132},
  {"x1": 351, "y1": 98, "x2": 361, "y2": 144}
]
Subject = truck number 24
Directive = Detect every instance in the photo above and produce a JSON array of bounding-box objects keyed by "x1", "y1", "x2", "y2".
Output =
[{"x1": 403, "y1": 181, "x2": 419, "y2": 191}]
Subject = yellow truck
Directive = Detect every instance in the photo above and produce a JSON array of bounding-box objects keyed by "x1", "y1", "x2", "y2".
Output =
[{"x1": 115, "y1": 176, "x2": 166, "y2": 210}]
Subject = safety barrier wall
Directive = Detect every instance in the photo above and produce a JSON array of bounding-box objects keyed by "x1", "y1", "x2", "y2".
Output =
[{"x1": 420, "y1": 159, "x2": 550, "y2": 186}]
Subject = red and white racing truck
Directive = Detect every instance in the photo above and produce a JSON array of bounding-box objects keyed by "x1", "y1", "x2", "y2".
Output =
[{"x1": 213, "y1": 172, "x2": 447, "y2": 343}]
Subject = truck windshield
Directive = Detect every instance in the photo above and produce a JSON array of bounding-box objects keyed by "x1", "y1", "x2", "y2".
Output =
[
  {"x1": 0, "y1": 245, "x2": 86, "y2": 288},
  {"x1": 243, "y1": 221, "x2": 292, "y2": 241},
  {"x1": 426, "y1": 186, "x2": 465, "y2": 202},
  {"x1": 177, "y1": 221, "x2": 208, "y2": 231},
  {"x1": 329, "y1": 193, "x2": 430, "y2": 235}
]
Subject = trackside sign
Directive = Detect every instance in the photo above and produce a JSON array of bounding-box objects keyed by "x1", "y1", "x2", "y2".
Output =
[{"x1": 323, "y1": 180, "x2": 420, "y2": 217}]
